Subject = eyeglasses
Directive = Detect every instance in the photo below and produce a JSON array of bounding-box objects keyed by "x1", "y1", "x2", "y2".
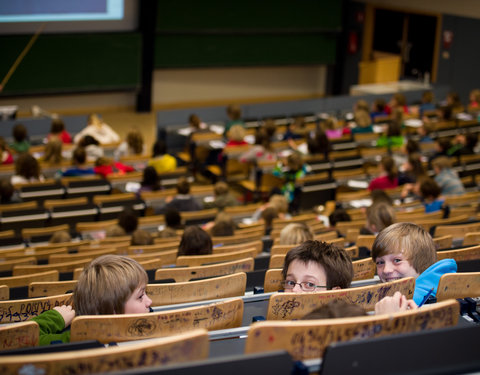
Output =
[{"x1": 283, "y1": 280, "x2": 326, "y2": 291}]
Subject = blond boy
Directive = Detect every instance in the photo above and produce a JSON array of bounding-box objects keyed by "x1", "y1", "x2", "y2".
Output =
[{"x1": 372, "y1": 222, "x2": 457, "y2": 305}]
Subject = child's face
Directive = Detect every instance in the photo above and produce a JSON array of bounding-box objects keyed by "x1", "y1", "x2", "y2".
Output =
[
  {"x1": 124, "y1": 285, "x2": 152, "y2": 314},
  {"x1": 375, "y1": 253, "x2": 419, "y2": 282},
  {"x1": 285, "y1": 260, "x2": 328, "y2": 293}
]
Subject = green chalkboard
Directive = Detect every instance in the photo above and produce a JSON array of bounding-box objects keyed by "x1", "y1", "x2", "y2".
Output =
[
  {"x1": 0, "y1": 33, "x2": 141, "y2": 95},
  {"x1": 157, "y1": 0, "x2": 342, "y2": 32},
  {"x1": 155, "y1": 34, "x2": 337, "y2": 68},
  {"x1": 155, "y1": 0, "x2": 341, "y2": 68}
]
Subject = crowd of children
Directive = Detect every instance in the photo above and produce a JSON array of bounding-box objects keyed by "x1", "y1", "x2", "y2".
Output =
[{"x1": 1, "y1": 97, "x2": 477, "y2": 358}]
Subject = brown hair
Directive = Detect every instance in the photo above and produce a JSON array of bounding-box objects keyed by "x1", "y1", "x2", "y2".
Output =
[
  {"x1": 44, "y1": 138, "x2": 63, "y2": 164},
  {"x1": 105, "y1": 224, "x2": 127, "y2": 238},
  {"x1": 73, "y1": 255, "x2": 148, "y2": 315},
  {"x1": 432, "y1": 156, "x2": 452, "y2": 171},
  {"x1": 323, "y1": 117, "x2": 338, "y2": 131},
  {"x1": 72, "y1": 147, "x2": 87, "y2": 165},
  {"x1": 49, "y1": 230, "x2": 72, "y2": 244},
  {"x1": 261, "y1": 206, "x2": 278, "y2": 231},
  {"x1": 131, "y1": 229, "x2": 153, "y2": 246},
  {"x1": 269, "y1": 194, "x2": 288, "y2": 214},
  {"x1": 227, "y1": 104, "x2": 242, "y2": 120},
  {"x1": 50, "y1": 118, "x2": 66, "y2": 134},
  {"x1": 178, "y1": 226, "x2": 212, "y2": 256},
  {"x1": 354, "y1": 109, "x2": 371, "y2": 128},
  {"x1": 12, "y1": 123, "x2": 28, "y2": 142},
  {"x1": 282, "y1": 240, "x2": 353, "y2": 289},
  {"x1": 422, "y1": 91, "x2": 434, "y2": 103},
  {"x1": 189, "y1": 114, "x2": 201, "y2": 129},
  {"x1": 355, "y1": 100, "x2": 369, "y2": 112},
  {"x1": 286, "y1": 153, "x2": 303, "y2": 171},
  {"x1": 366, "y1": 202, "x2": 395, "y2": 233},
  {"x1": 126, "y1": 130, "x2": 144, "y2": 155},
  {"x1": 279, "y1": 223, "x2": 314, "y2": 245},
  {"x1": 211, "y1": 212, "x2": 236, "y2": 237},
  {"x1": 392, "y1": 93, "x2": 406, "y2": 106},
  {"x1": 371, "y1": 222, "x2": 437, "y2": 274},
  {"x1": 420, "y1": 178, "x2": 441, "y2": 199},
  {"x1": 214, "y1": 181, "x2": 229, "y2": 196},
  {"x1": 381, "y1": 155, "x2": 397, "y2": 182},
  {"x1": 15, "y1": 153, "x2": 40, "y2": 180},
  {"x1": 176, "y1": 177, "x2": 190, "y2": 195},
  {"x1": 301, "y1": 300, "x2": 367, "y2": 319}
]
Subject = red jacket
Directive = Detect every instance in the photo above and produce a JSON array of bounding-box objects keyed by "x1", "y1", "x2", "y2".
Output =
[{"x1": 94, "y1": 162, "x2": 134, "y2": 178}]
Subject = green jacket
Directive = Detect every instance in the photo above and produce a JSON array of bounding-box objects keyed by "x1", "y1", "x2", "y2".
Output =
[{"x1": 31, "y1": 309, "x2": 71, "y2": 346}]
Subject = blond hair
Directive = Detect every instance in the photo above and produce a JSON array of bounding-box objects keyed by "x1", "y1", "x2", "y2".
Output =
[
  {"x1": 106, "y1": 224, "x2": 126, "y2": 237},
  {"x1": 269, "y1": 194, "x2": 288, "y2": 214},
  {"x1": 87, "y1": 113, "x2": 102, "y2": 127},
  {"x1": 74, "y1": 255, "x2": 148, "y2": 315},
  {"x1": 228, "y1": 125, "x2": 246, "y2": 142},
  {"x1": 279, "y1": 223, "x2": 314, "y2": 245},
  {"x1": 49, "y1": 230, "x2": 71, "y2": 244},
  {"x1": 372, "y1": 222, "x2": 437, "y2": 274}
]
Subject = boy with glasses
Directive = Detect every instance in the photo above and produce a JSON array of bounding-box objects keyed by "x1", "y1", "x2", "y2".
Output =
[{"x1": 281, "y1": 240, "x2": 354, "y2": 292}]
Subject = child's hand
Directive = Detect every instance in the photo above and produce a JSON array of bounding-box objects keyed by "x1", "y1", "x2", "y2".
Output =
[
  {"x1": 374, "y1": 291, "x2": 417, "y2": 315},
  {"x1": 54, "y1": 305, "x2": 75, "y2": 328}
]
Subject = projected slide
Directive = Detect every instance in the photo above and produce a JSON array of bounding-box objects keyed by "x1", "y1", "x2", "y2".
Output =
[{"x1": 0, "y1": 0, "x2": 123, "y2": 22}]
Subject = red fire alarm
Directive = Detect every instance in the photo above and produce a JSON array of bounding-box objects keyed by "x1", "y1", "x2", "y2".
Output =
[
  {"x1": 443, "y1": 30, "x2": 453, "y2": 49},
  {"x1": 348, "y1": 31, "x2": 358, "y2": 54}
]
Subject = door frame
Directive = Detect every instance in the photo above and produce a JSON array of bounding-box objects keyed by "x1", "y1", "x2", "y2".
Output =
[{"x1": 361, "y1": 3, "x2": 442, "y2": 83}]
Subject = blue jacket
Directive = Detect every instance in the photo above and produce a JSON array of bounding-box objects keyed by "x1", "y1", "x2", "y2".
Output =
[{"x1": 413, "y1": 259, "x2": 457, "y2": 305}]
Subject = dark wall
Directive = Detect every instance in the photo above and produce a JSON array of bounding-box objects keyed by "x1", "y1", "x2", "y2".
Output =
[
  {"x1": 436, "y1": 14, "x2": 480, "y2": 104},
  {"x1": 338, "y1": 1, "x2": 365, "y2": 94}
]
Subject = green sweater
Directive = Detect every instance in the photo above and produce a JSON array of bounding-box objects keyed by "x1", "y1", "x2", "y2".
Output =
[{"x1": 31, "y1": 309, "x2": 71, "y2": 346}]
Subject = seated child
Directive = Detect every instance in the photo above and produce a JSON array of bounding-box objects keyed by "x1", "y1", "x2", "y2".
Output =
[
  {"x1": 178, "y1": 226, "x2": 212, "y2": 256},
  {"x1": 360, "y1": 202, "x2": 395, "y2": 235},
  {"x1": 372, "y1": 222, "x2": 457, "y2": 305},
  {"x1": 282, "y1": 240, "x2": 353, "y2": 292},
  {"x1": 158, "y1": 208, "x2": 183, "y2": 238},
  {"x1": 203, "y1": 181, "x2": 239, "y2": 210},
  {"x1": 419, "y1": 178, "x2": 445, "y2": 214},
  {"x1": 31, "y1": 255, "x2": 152, "y2": 345},
  {"x1": 10, "y1": 123, "x2": 30, "y2": 153},
  {"x1": 279, "y1": 223, "x2": 314, "y2": 245},
  {"x1": 131, "y1": 229, "x2": 153, "y2": 246},
  {"x1": 49, "y1": 230, "x2": 72, "y2": 244}
]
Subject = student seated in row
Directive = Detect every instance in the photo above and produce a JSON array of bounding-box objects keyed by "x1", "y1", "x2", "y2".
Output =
[
  {"x1": 372, "y1": 222, "x2": 457, "y2": 305},
  {"x1": 360, "y1": 201, "x2": 395, "y2": 236},
  {"x1": 281, "y1": 240, "x2": 354, "y2": 292},
  {"x1": 419, "y1": 177, "x2": 447, "y2": 214},
  {"x1": 31, "y1": 255, "x2": 152, "y2": 345}
]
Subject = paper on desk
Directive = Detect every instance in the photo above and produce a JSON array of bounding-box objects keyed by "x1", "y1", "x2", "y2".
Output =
[
  {"x1": 178, "y1": 128, "x2": 192, "y2": 136},
  {"x1": 404, "y1": 119, "x2": 423, "y2": 127},
  {"x1": 347, "y1": 180, "x2": 369, "y2": 189},
  {"x1": 209, "y1": 140, "x2": 226, "y2": 149},
  {"x1": 209, "y1": 124, "x2": 225, "y2": 134},
  {"x1": 349, "y1": 198, "x2": 372, "y2": 208}
]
